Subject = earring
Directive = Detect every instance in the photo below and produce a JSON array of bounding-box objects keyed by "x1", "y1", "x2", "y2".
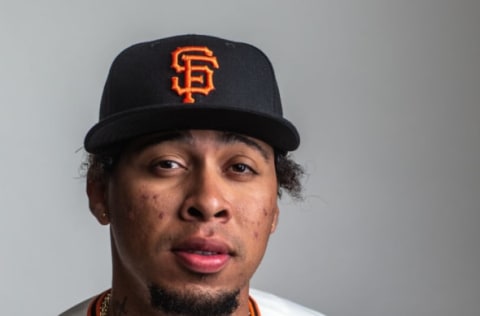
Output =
[{"x1": 99, "y1": 210, "x2": 109, "y2": 219}]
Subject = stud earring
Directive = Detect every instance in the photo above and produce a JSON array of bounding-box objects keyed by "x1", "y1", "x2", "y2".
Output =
[{"x1": 99, "y1": 210, "x2": 109, "y2": 219}]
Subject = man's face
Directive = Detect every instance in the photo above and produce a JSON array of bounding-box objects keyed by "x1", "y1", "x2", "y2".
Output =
[{"x1": 90, "y1": 130, "x2": 279, "y2": 310}]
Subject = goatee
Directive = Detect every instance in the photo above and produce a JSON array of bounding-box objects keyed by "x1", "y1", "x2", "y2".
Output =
[{"x1": 149, "y1": 284, "x2": 240, "y2": 316}]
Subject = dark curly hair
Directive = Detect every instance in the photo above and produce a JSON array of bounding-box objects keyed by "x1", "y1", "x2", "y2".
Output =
[{"x1": 85, "y1": 151, "x2": 304, "y2": 200}]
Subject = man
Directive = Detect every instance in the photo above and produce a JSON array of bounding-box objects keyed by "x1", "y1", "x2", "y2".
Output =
[{"x1": 61, "y1": 34, "x2": 324, "y2": 316}]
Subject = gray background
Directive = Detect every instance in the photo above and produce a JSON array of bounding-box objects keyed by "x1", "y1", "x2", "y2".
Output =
[{"x1": 1, "y1": 1, "x2": 479, "y2": 315}]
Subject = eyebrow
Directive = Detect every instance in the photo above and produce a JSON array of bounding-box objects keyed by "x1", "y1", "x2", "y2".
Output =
[
  {"x1": 128, "y1": 130, "x2": 271, "y2": 161},
  {"x1": 220, "y1": 132, "x2": 271, "y2": 160}
]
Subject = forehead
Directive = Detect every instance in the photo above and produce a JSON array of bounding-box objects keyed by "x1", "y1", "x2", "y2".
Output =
[{"x1": 123, "y1": 130, "x2": 274, "y2": 159}]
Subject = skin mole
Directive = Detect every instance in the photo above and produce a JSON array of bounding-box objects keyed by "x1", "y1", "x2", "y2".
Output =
[{"x1": 140, "y1": 193, "x2": 150, "y2": 201}]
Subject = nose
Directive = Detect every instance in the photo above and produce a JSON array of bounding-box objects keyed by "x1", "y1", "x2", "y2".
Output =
[{"x1": 179, "y1": 168, "x2": 232, "y2": 223}]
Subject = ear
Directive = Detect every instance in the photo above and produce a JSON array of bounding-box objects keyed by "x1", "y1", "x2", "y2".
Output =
[
  {"x1": 270, "y1": 205, "x2": 280, "y2": 234},
  {"x1": 86, "y1": 177, "x2": 110, "y2": 225}
]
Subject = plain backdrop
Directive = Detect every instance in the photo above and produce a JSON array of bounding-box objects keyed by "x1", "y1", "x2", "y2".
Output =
[{"x1": 1, "y1": 1, "x2": 479, "y2": 315}]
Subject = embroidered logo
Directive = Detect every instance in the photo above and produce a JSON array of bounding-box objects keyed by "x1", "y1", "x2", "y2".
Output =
[{"x1": 171, "y1": 46, "x2": 219, "y2": 103}]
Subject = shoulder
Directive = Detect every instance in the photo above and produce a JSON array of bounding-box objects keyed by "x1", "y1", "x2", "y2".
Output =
[
  {"x1": 58, "y1": 297, "x2": 92, "y2": 316},
  {"x1": 250, "y1": 288, "x2": 326, "y2": 316}
]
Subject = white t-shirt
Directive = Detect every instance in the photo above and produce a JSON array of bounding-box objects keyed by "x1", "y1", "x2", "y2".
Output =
[
  {"x1": 59, "y1": 288, "x2": 325, "y2": 316},
  {"x1": 250, "y1": 289, "x2": 325, "y2": 316}
]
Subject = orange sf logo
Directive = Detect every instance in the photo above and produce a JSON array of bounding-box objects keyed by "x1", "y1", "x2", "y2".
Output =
[{"x1": 171, "y1": 46, "x2": 220, "y2": 103}]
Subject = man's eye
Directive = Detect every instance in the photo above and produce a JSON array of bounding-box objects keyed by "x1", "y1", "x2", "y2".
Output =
[
  {"x1": 231, "y1": 163, "x2": 254, "y2": 174},
  {"x1": 153, "y1": 160, "x2": 182, "y2": 169}
]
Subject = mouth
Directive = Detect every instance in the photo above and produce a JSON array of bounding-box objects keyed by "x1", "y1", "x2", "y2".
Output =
[{"x1": 172, "y1": 238, "x2": 233, "y2": 274}]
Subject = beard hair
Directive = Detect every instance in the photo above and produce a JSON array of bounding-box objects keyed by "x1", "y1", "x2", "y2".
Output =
[{"x1": 148, "y1": 284, "x2": 240, "y2": 316}]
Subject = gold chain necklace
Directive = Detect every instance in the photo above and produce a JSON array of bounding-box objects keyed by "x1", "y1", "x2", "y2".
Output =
[
  {"x1": 100, "y1": 291, "x2": 111, "y2": 316},
  {"x1": 99, "y1": 291, "x2": 254, "y2": 316}
]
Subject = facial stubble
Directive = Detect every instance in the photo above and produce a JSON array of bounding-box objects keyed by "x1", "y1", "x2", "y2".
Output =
[{"x1": 149, "y1": 284, "x2": 240, "y2": 316}]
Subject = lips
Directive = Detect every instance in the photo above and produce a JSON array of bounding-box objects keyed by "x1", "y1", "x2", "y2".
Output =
[{"x1": 172, "y1": 237, "x2": 232, "y2": 274}]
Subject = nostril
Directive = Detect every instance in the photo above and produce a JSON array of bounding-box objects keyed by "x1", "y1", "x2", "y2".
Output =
[
  {"x1": 187, "y1": 207, "x2": 203, "y2": 218},
  {"x1": 214, "y1": 210, "x2": 228, "y2": 218},
  {"x1": 184, "y1": 207, "x2": 230, "y2": 221}
]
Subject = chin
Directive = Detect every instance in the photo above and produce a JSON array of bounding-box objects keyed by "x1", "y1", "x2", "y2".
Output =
[{"x1": 148, "y1": 282, "x2": 240, "y2": 316}]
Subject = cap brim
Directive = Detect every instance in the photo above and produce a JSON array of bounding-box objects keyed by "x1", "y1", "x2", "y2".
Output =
[{"x1": 84, "y1": 104, "x2": 300, "y2": 154}]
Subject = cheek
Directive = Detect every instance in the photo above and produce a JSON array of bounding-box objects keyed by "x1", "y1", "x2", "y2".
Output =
[
  {"x1": 108, "y1": 185, "x2": 183, "y2": 273},
  {"x1": 108, "y1": 185, "x2": 178, "y2": 243},
  {"x1": 236, "y1": 195, "x2": 278, "y2": 241},
  {"x1": 111, "y1": 183, "x2": 171, "y2": 216},
  {"x1": 126, "y1": 191, "x2": 167, "y2": 221}
]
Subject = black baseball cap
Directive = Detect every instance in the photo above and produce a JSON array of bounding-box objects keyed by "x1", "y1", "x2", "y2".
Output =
[{"x1": 84, "y1": 34, "x2": 300, "y2": 154}]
